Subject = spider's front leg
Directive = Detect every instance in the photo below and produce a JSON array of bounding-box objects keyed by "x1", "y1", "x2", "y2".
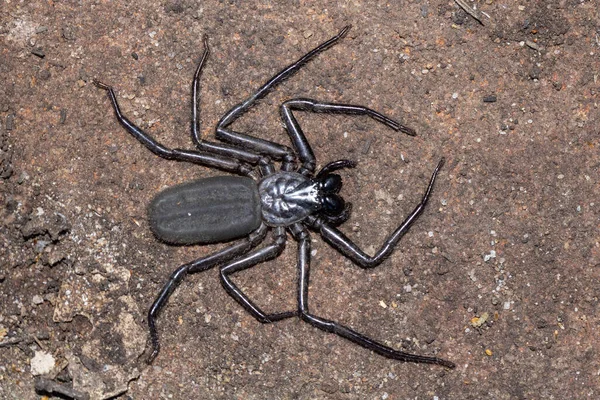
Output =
[
  {"x1": 214, "y1": 26, "x2": 351, "y2": 171},
  {"x1": 310, "y1": 158, "x2": 445, "y2": 268},
  {"x1": 279, "y1": 98, "x2": 416, "y2": 174}
]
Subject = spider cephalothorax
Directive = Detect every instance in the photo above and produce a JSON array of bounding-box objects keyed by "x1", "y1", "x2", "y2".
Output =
[{"x1": 258, "y1": 160, "x2": 354, "y2": 226}]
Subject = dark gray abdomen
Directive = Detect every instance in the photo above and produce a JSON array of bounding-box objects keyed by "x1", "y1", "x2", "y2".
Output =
[{"x1": 148, "y1": 176, "x2": 261, "y2": 245}]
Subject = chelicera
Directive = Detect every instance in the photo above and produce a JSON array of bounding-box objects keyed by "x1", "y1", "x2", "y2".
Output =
[{"x1": 94, "y1": 26, "x2": 454, "y2": 369}]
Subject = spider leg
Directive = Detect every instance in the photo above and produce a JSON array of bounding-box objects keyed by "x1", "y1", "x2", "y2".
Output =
[
  {"x1": 289, "y1": 223, "x2": 454, "y2": 368},
  {"x1": 220, "y1": 227, "x2": 297, "y2": 323},
  {"x1": 280, "y1": 98, "x2": 416, "y2": 174},
  {"x1": 191, "y1": 35, "x2": 211, "y2": 150},
  {"x1": 93, "y1": 80, "x2": 255, "y2": 175},
  {"x1": 310, "y1": 158, "x2": 444, "y2": 268},
  {"x1": 146, "y1": 224, "x2": 269, "y2": 364},
  {"x1": 214, "y1": 26, "x2": 351, "y2": 169},
  {"x1": 189, "y1": 36, "x2": 271, "y2": 165}
]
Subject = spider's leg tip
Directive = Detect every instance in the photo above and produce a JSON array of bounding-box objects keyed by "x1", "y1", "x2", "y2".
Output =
[
  {"x1": 146, "y1": 349, "x2": 159, "y2": 365},
  {"x1": 346, "y1": 159, "x2": 358, "y2": 168},
  {"x1": 398, "y1": 127, "x2": 416, "y2": 136},
  {"x1": 92, "y1": 79, "x2": 110, "y2": 90},
  {"x1": 339, "y1": 25, "x2": 352, "y2": 36},
  {"x1": 437, "y1": 157, "x2": 446, "y2": 169}
]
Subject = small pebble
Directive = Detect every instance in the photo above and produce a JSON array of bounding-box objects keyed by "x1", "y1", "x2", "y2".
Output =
[
  {"x1": 6, "y1": 114, "x2": 15, "y2": 131},
  {"x1": 34, "y1": 240, "x2": 50, "y2": 253},
  {"x1": 30, "y1": 351, "x2": 56, "y2": 376},
  {"x1": 31, "y1": 48, "x2": 45, "y2": 58},
  {"x1": 38, "y1": 69, "x2": 51, "y2": 80},
  {"x1": 62, "y1": 26, "x2": 77, "y2": 41},
  {"x1": 529, "y1": 66, "x2": 541, "y2": 80},
  {"x1": 59, "y1": 109, "x2": 67, "y2": 124},
  {"x1": 484, "y1": 250, "x2": 496, "y2": 262},
  {"x1": 525, "y1": 40, "x2": 541, "y2": 51}
]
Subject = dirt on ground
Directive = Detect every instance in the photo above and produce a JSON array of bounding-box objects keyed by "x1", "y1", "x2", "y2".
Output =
[{"x1": 1, "y1": 1, "x2": 599, "y2": 399}]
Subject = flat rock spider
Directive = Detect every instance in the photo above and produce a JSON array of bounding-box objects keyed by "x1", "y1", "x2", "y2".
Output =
[{"x1": 93, "y1": 26, "x2": 454, "y2": 369}]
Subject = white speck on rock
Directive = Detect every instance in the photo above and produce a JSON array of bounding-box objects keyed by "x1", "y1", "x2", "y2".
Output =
[
  {"x1": 484, "y1": 250, "x2": 496, "y2": 262},
  {"x1": 30, "y1": 351, "x2": 55, "y2": 376},
  {"x1": 375, "y1": 189, "x2": 394, "y2": 206}
]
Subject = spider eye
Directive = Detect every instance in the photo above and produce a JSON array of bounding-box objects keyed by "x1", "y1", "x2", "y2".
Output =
[
  {"x1": 322, "y1": 194, "x2": 345, "y2": 215},
  {"x1": 320, "y1": 174, "x2": 342, "y2": 193}
]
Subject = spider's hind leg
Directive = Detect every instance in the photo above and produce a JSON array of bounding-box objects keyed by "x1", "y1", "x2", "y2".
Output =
[
  {"x1": 146, "y1": 224, "x2": 269, "y2": 364},
  {"x1": 219, "y1": 227, "x2": 297, "y2": 323}
]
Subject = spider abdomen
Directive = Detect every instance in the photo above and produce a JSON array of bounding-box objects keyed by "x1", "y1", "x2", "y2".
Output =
[{"x1": 148, "y1": 176, "x2": 261, "y2": 245}]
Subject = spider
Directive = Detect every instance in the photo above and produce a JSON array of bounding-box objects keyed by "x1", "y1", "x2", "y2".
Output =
[{"x1": 93, "y1": 26, "x2": 454, "y2": 369}]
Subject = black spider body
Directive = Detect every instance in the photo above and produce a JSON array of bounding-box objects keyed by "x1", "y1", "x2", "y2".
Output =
[
  {"x1": 93, "y1": 26, "x2": 454, "y2": 369},
  {"x1": 149, "y1": 171, "x2": 344, "y2": 242}
]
